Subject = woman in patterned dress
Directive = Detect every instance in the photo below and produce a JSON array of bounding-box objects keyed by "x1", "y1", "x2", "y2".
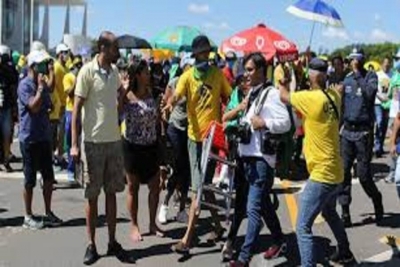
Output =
[{"x1": 123, "y1": 59, "x2": 164, "y2": 242}]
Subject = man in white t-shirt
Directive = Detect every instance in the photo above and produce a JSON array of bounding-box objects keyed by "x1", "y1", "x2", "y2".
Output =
[{"x1": 374, "y1": 57, "x2": 392, "y2": 157}]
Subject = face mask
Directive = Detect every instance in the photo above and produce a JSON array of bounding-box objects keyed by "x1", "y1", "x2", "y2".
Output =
[{"x1": 195, "y1": 60, "x2": 210, "y2": 73}]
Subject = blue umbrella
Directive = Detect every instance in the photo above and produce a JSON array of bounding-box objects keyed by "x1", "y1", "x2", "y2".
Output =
[{"x1": 287, "y1": 0, "x2": 343, "y2": 46}]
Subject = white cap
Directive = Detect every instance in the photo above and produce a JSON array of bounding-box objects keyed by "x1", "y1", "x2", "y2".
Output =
[
  {"x1": 0, "y1": 45, "x2": 10, "y2": 56},
  {"x1": 30, "y1": 41, "x2": 46, "y2": 52},
  {"x1": 27, "y1": 50, "x2": 50, "y2": 67},
  {"x1": 56, "y1": 43, "x2": 70, "y2": 55},
  {"x1": 180, "y1": 54, "x2": 195, "y2": 69}
]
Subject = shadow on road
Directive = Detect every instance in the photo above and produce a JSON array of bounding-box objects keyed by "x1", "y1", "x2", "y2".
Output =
[
  {"x1": 0, "y1": 216, "x2": 24, "y2": 227},
  {"x1": 62, "y1": 215, "x2": 130, "y2": 228},
  {"x1": 0, "y1": 208, "x2": 8, "y2": 213},
  {"x1": 372, "y1": 162, "x2": 391, "y2": 181},
  {"x1": 351, "y1": 212, "x2": 400, "y2": 229},
  {"x1": 124, "y1": 242, "x2": 177, "y2": 263}
]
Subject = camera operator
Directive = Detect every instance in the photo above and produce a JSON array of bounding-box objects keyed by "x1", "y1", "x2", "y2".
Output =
[
  {"x1": 0, "y1": 45, "x2": 19, "y2": 172},
  {"x1": 227, "y1": 53, "x2": 290, "y2": 267},
  {"x1": 278, "y1": 58, "x2": 354, "y2": 266}
]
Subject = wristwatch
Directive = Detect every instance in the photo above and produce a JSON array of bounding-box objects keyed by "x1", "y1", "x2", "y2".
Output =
[{"x1": 37, "y1": 86, "x2": 44, "y2": 94}]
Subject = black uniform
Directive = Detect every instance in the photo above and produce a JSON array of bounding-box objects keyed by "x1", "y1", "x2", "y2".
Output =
[{"x1": 338, "y1": 69, "x2": 384, "y2": 226}]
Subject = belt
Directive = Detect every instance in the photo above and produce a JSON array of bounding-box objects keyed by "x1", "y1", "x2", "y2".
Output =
[{"x1": 343, "y1": 123, "x2": 371, "y2": 132}]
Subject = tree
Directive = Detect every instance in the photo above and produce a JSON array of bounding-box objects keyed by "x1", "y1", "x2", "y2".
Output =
[{"x1": 330, "y1": 43, "x2": 399, "y2": 62}]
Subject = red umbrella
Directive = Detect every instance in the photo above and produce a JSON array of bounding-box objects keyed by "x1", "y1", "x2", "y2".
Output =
[{"x1": 221, "y1": 23, "x2": 298, "y2": 62}]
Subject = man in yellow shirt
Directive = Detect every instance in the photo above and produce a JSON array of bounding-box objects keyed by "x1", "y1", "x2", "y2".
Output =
[
  {"x1": 53, "y1": 43, "x2": 70, "y2": 168},
  {"x1": 163, "y1": 35, "x2": 232, "y2": 253},
  {"x1": 279, "y1": 58, "x2": 354, "y2": 266},
  {"x1": 63, "y1": 56, "x2": 83, "y2": 181}
]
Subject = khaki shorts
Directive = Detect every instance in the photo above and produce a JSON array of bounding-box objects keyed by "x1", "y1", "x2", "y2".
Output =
[
  {"x1": 188, "y1": 139, "x2": 216, "y2": 193},
  {"x1": 82, "y1": 141, "x2": 125, "y2": 199}
]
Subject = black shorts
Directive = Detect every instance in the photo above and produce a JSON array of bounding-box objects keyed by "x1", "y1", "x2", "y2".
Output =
[
  {"x1": 122, "y1": 139, "x2": 160, "y2": 184},
  {"x1": 20, "y1": 141, "x2": 55, "y2": 188}
]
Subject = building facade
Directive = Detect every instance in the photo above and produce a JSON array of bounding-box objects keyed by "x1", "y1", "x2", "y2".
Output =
[{"x1": 0, "y1": 0, "x2": 86, "y2": 54}]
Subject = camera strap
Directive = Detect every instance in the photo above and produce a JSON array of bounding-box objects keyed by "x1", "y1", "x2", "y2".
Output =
[
  {"x1": 321, "y1": 89, "x2": 339, "y2": 120},
  {"x1": 254, "y1": 86, "x2": 273, "y2": 116}
]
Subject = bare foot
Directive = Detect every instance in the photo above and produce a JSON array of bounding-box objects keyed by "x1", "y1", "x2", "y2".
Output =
[
  {"x1": 149, "y1": 225, "x2": 165, "y2": 238},
  {"x1": 130, "y1": 225, "x2": 143, "y2": 242}
]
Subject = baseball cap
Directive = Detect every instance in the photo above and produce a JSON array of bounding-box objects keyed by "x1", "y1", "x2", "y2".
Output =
[
  {"x1": 56, "y1": 43, "x2": 70, "y2": 55},
  {"x1": 27, "y1": 50, "x2": 50, "y2": 67},
  {"x1": 191, "y1": 35, "x2": 212, "y2": 56},
  {"x1": 30, "y1": 41, "x2": 46, "y2": 52},
  {"x1": 309, "y1": 58, "x2": 328, "y2": 73}
]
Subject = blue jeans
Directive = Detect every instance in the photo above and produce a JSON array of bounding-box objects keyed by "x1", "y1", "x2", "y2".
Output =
[
  {"x1": 238, "y1": 157, "x2": 284, "y2": 263},
  {"x1": 297, "y1": 180, "x2": 350, "y2": 267},
  {"x1": 374, "y1": 105, "x2": 389, "y2": 153}
]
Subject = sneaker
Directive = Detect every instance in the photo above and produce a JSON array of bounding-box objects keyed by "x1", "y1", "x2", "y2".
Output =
[
  {"x1": 176, "y1": 210, "x2": 189, "y2": 224},
  {"x1": 23, "y1": 216, "x2": 44, "y2": 230},
  {"x1": 107, "y1": 241, "x2": 125, "y2": 260},
  {"x1": 221, "y1": 240, "x2": 234, "y2": 262},
  {"x1": 44, "y1": 211, "x2": 63, "y2": 227},
  {"x1": 83, "y1": 244, "x2": 99, "y2": 265},
  {"x1": 263, "y1": 242, "x2": 287, "y2": 259},
  {"x1": 329, "y1": 249, "x2": 355, "y2": 265},
  {"x1": 158, "y1": 204, "x2": 169, "y2": 224}
]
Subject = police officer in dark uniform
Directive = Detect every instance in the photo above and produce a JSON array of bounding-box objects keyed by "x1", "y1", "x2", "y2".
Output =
[{"x1": 339, "y1": 48, "x2": 384, "y2": 227}]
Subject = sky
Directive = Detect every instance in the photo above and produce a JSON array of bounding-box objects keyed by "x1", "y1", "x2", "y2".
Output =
[{"x1": 46, "y1": 0, "x2": 400, "y2": 53}]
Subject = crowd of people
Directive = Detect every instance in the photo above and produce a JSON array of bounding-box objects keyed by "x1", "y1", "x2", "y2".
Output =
[{"x1": 0, "y1": 29, "x2": 398, "y2": 266}]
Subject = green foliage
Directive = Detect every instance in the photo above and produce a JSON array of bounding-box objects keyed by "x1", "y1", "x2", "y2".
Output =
[{"x1": 330, "y1": 43, "x2": 399, "y2": 62}]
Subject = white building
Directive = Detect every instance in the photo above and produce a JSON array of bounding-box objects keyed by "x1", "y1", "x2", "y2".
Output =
[{"x1": 0, "y1": 0, "x2": 87, "y2": 54}]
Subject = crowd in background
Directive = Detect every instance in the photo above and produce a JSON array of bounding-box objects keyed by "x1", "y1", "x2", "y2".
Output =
[{"x1": 0, "y1": 31, "x2": 400, "y2": 266}]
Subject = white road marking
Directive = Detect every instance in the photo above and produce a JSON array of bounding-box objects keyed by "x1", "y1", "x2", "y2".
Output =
[{"x1": 362, "y1": 249, "x2": 400, "y2": 263}]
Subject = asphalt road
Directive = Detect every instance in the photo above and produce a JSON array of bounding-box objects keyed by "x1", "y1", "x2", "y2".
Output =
[{"x1": 0, "y1": 141, "x2": 399, "y2": 267}]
